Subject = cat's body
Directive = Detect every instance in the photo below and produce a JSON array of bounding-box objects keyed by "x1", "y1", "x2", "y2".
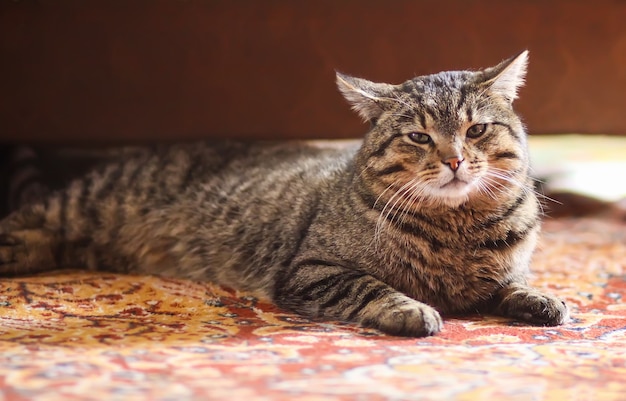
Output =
[{"x1": 0, "y1": 51, "x2": 568, "y2": 336}]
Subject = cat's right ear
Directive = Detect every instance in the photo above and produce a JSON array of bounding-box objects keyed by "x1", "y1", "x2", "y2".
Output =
[
  {"x1": 480, "y1": 50, "x2": 529, "y2": 104},
  {"x1": 336, "y1": 72, "x2": 395, "y2": 123}
]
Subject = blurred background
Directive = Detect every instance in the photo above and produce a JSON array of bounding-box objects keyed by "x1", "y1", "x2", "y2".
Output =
[{"x1": 0, "y1": 0, "x2": 625, "y2": 213}]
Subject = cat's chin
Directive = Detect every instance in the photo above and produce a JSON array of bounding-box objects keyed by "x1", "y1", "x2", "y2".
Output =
[
  {"x1": 433, "y1": 194, "x2": 470, "y2": 208},
  {"x1": 427, "y1": 180, "x2": 474, "y2": 208}
]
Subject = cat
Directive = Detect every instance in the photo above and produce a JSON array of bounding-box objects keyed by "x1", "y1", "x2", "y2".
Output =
[{"x1": 0, "y1": 51, "x2": 569, "y2": 337}]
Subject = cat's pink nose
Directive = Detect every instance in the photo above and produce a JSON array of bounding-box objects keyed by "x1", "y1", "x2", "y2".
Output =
[{"x1": 443, "y1": 156, "x2": 464, "y2": 172}]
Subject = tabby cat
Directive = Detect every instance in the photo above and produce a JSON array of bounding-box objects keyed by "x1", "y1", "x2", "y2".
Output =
[{"x1": 0, "y1": 51, "x2": 568, "y2": 337}]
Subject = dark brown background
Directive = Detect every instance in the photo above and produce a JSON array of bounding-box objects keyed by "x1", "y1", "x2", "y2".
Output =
[{"x1": 1, "y1": 0, "x2": 626, "y2": 143}]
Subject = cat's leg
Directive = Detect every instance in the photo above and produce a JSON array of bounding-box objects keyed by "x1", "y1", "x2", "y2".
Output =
[
  {"x1": 274, "y1": 263, "x2": 443, "y2": 337},
  {"x1": 1, "y1": 203, "x2": 185, "y2": 277},
  {"x1": 490, "y1": 282, "x2": 569, "y2": 326}
]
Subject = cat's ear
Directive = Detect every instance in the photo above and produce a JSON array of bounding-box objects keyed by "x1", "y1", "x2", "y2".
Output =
[
  {"x1": 336, "y1": 72, "x2": 396, "y2": 122},
  {"x1": 481, "y1": 50, "x2": 528, "y2": 103}
]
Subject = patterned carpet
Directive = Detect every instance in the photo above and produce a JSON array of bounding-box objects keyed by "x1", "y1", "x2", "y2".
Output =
[{"x1": 0, "y1": 217, "x2": 625, "y2": 400}]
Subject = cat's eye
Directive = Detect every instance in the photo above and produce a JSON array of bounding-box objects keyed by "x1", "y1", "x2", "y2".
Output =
[
  {"x1": 408, "y1": 132, "x2": 432, "y2": 144},
  {"x1": 466, "y1": 124, "x2": 488, "y2": 138}
]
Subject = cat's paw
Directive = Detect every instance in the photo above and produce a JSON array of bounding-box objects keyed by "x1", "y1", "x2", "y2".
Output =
[
  {"x1": 362, "y1": 296, "x2": 443, "y2": 337},
  {"x1": 0, "y1": 233, "x2": 21, "y2": 246},
  {"x1": 497, "y1": 286, "x2": 569, "y2": 326},
  {"x1": 0, "y1": 230, "x2": 56, "y2": 275},
  {"x1": 0, "y1": 233, "x2": 26, "y2": 273}
]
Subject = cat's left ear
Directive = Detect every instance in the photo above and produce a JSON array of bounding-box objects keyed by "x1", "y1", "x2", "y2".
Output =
[
  {"x1": 336, "y1": 72, "x2": 396, "y2": 123},
  {"x1": 481, "y1": 50, "x2": 529, "y2": 103}
]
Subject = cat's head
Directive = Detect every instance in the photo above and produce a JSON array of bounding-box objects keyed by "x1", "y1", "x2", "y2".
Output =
[{"x1": 337, "y1": 51, "x2": 531, "y2": 209}]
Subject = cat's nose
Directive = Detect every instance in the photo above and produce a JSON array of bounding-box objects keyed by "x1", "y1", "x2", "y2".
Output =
[{"x1": 442, "y1": 156, "x2": 464, "y2": 172}]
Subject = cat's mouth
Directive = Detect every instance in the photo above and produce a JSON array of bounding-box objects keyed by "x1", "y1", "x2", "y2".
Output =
[
  {"x1": 427, "y1": 175, "x2": 478, "y2": 207},
  {"x1": 441, "y1": 177, "x2": 468, "y2": 189}
]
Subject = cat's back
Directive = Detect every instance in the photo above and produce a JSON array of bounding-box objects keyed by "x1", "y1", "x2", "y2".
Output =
[
  {"x1": 90, "y1": 140, "x2": 357, "y2": 205},
  {"x1": 170, "y1": 140, "x2": 358, "y2": 196},
  {"x1": 191, "y1": 140, "x2": 360, "y2": 214},
  {"x1": 170, "y1": 140, "x2": 353, "y2": 175}
]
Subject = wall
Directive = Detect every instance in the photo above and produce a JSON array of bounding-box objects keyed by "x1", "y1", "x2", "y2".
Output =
[{"x1": 1, "y1": 1, "x2": 625, "y2": 143}]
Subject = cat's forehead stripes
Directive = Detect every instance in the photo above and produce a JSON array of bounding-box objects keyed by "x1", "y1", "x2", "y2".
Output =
[{"x1": 392, "y1": 72, "x2": 477, "y2": 135}]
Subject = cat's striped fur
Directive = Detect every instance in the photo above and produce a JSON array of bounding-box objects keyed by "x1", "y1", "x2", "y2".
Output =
[{"x1": 0, "y1": 51, "x2": 568, "y2": 336}]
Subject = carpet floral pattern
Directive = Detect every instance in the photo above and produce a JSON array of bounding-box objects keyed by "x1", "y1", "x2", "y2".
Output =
[{"x1": 1, "y1": 217, "x2": 625, "y2": 400}]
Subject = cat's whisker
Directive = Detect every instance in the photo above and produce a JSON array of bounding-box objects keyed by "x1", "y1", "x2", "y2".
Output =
[
  {"x1": 483, "y1": 169, "x2": 554, "y2": 216},
  {"x1": 370, "y1": 179, "x2": 403, "y2": 250},
  {"x1": 482, "y1": 173, "x2": 522, "y2": 199},
  {"x1": 486, "y1": 168, "x2": 525, "y2": 188},
  {"x1": 488, "y1": 167, "x2": 550, "y2": 202},
  {"x1": 475, "y1": 179, "x2": 499, "y2": 201},
  {"x1": 398, "y1": 182, "x2": 429, "y2": 229},
  {"x1": 381, "y1": 180, "x2": 419, "y2": 229},
  {"x1": 535, "y1": 192, "x2": 562, "y2": 206},
  {"x1": 391, "y1": 179, "x2": 427, "y2": 230},
  {"x1": 375, "y1": 176, "x2": 429, "y2": 250},
  {"x1": 373, "y1": 182, "x2": 398, "y2": 210},
  {"x1": 526, "y1": 171, "x2": 547, "y2": 185},
  {"x1": 522, "y1": 169, "x2": 563, "y2": 206},
  {"x1": 478, "y1": 171, "x2": 525, "y2": 202},
  {"x1": 375, "y1": 179, "x2": 417, "y2": 249}
]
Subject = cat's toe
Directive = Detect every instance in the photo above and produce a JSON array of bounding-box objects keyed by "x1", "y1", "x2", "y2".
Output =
[
  {"x1": 367, "y1": 301, "x2": 443, "y2": 337},
  {"x1": 0, "y1": 233, "x2": 21, "y2": 246},
  {"x1": 529, "y1": 296, "x2": 569, "y2": 326},
  {"x1": 0, "y1": 234, "x2": 26, "y2": 273},
  {"x1": 501, "y1": 289, "x2": 569, "y2": 326}
]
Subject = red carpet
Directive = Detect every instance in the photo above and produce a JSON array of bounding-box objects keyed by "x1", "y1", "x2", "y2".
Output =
[{"x1": 0, "y1": 217, "x2": 625, "y2": 400}]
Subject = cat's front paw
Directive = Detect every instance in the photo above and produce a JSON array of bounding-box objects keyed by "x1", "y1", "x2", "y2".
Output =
[
  {"x1": 496, "y1": 285, "x2": 569, "y2": 326},
  {"x1": 361, "y1": 295, "x2": 443, "y2": 337}
]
